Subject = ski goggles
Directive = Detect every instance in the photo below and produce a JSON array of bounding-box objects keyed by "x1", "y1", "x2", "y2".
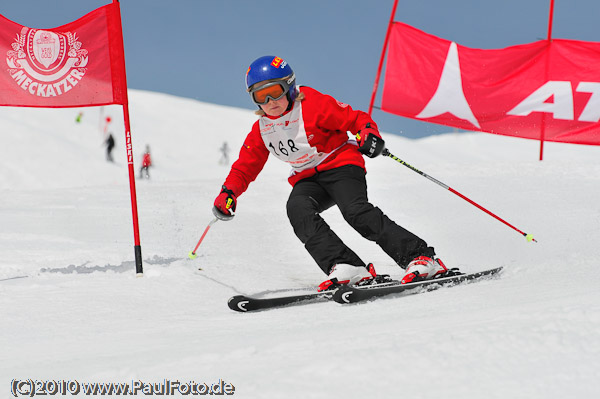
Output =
[{"x1": 248, "y1": 74, "x2": 295, "y2": 105}]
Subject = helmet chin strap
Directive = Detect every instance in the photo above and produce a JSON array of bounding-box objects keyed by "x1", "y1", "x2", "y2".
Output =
[
  {"x1": 285, "y1": 95, "x2": 293, "y2": 112},
  {"x1": 284, "y1": 86, "x2": 298, "y2": 112}
]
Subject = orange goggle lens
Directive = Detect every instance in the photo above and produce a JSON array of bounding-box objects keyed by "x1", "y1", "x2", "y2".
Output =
[{"x1": 251, "y1": 83, "x2": 286, "y2": 105}]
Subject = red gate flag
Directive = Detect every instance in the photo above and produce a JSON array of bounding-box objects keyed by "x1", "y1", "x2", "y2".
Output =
[
  {"x1": 1, "y1": 1, "x2": 144, "y2": 275},
  {"x1": 381, "y1": 22, "x2": 600, "y2": 146},
  {"x1": 0, "y1": 2, "x2": 126, "y2": 107}
]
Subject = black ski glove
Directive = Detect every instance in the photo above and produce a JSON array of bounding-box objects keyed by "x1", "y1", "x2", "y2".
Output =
[{"x1": 357, "y1": 123, "x2": 385, "y2": 158}]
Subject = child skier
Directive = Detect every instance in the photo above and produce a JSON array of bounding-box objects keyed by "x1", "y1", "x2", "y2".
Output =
[
  {"x1": 213, "y1": 55, "x2": 449, "y2": 291},
  {"x1": 139, "y1": 145, "x2": 152, "y2": 179},
  {"x1": 105, "y1": 133, "x2": 115, "y2": 162}
]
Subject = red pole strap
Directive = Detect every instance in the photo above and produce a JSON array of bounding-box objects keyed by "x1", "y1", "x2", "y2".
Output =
[
  {"x1": 448, "y1": 187, "x2": 531, "y2": 239},
  {"x1": 123, "y1": 103, "x2": 144, "y2": 274},
  {"x1": 113, "y1": 0, "x2": 143, "y2": 275},
  {"x1": 191, "y1": 218, "x2": 218, "y2": 255},
  {"x1": 382, "y1": 149, "x2": 537, "y2": 243},
  {"x1": 188, "y1": 217, "x2": 218, "y2": 259},
  {"x1": 540, "y1": 0, "x2": 555, "y2": 161},
  {"x1": 547, "y1": 0, "x2": 555, "y2": 41},
  {"x1": 368, "y1": 0, "x2": 399, "y2": 116}
]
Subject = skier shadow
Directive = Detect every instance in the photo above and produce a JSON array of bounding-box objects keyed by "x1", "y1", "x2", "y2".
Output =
[{"x1": 40, "y1": 255, "x2": 183, "y2": 274}]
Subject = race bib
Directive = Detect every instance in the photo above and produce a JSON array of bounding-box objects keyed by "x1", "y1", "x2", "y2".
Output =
[{"x1": 258, "y1": 103, "x2": 325, "y2": 172}]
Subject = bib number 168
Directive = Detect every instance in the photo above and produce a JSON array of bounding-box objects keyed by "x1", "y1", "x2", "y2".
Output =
[{"x1": 269, "y1": 139, "x2": 299, "y2": 157}]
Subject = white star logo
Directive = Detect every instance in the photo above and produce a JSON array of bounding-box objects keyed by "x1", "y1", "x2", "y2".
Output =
[{"x1": 416, "y1": 42, "x2": 481, "y2": 129}]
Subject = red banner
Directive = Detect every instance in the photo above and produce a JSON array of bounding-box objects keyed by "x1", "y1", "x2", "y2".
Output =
[
  {"x1": 0, "y1": 2, "x2": 126, "y2": 107},
  {"x1": 381, "y1": 22, "x2": 600, "y2": 145}
]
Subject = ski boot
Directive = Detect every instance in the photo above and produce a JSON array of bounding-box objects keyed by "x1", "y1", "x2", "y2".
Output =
[
  {"x1": 401, "y1": 256, "x2": 460, "y2": 284},
  {"x1": 318, "y1": 263, "x2": 377, "y2": 292}
]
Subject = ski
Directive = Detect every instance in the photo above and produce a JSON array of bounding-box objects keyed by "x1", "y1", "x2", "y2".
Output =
[
  {"x1": 332, "y1": 266, "x2": 503, "y2": 304},
  {"x1": 227, "y1": 274, "x2": 396, "y2": 312},
  {"x1": 228, "y1": 267, "x2": 503, "y2": 311},
  {"x1": 228, "y1": 291, "x2": 333, "y2": 312}
]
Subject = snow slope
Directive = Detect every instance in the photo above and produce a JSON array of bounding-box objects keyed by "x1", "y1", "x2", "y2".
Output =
[{"x1": 1, "y1": 89, "x2": 599, "y2": 399}]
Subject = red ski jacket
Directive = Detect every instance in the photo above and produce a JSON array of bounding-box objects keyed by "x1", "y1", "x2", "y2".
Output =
[
  {"x1": 222, "y1": 86, "x2": 380, "y2": 197},
  {"x1": 142, "y1": 153, "x2": 152, "y2": 167}
]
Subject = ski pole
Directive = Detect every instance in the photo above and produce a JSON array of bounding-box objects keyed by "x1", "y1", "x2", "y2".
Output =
[
  {"x1": 188, "y1": 217, "x2": 219, "y2": 259},
  {"x1": 382, "y1": 148, "x2": 537, "y2": 243}
]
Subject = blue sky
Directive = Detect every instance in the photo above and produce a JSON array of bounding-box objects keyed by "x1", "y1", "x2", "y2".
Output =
[{"x1": 3, "y1": 0, "x2": 600, "y2": 138}]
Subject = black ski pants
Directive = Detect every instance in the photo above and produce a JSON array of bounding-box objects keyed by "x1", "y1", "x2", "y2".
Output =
[{"x1": 286, "y1": 165, "x2": 434, "y2": 275}]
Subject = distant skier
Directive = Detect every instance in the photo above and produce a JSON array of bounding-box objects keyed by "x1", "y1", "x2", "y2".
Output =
[
  {"x1": 212, "y1": 55, "x2": 454, "y2": 292},
  {"x1": 105, "y1": 133, "x2": 115, "y2": 162},
  {"x1": 75, "y1": 112, "x2": 83, "y2": 123},
  {"x1": 103, "y1": 116, "x2": 112, "y2": 134},
  {"x1": 219, "y1": 141, "x2": 230, "y2": 165},
  {"x1": 139, "y1": 145, "x2": 152, "y2": 179}
]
